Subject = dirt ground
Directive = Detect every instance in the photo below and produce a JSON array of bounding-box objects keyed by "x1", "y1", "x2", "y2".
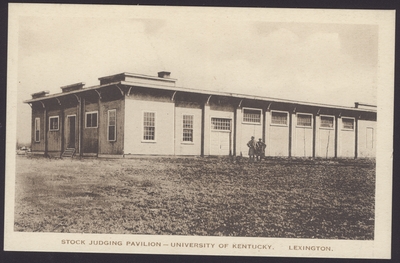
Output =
[{"x1": 13, "y1": 155, "x2": 375, "y2": 239}]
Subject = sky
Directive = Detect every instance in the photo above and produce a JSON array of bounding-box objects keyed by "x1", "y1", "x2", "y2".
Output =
[{"x1": 12, "y1": 5, "x2": 380, "y2": 144}]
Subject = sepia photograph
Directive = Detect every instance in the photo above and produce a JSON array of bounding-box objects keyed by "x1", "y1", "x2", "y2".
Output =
[{"x1": 4, "y1": 3, "x2": 394, "y2": 259}]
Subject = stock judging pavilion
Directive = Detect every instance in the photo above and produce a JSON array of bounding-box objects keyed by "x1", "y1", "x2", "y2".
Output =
[{"x1": 24, "y1": 71, "x2": 376, "y2": 158}]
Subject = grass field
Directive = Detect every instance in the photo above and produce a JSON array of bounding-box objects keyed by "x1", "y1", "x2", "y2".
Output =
[{"x1": 14, "y1": 155, "x2": 375, "y2": 239}]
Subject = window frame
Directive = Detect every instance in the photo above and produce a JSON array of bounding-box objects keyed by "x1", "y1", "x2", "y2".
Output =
[
  {"x1": 182, "y1": 114, "x2": 194, "y2": 143},
  {"x1": 85, "y1": 111, "x2": 98, "y2": 129},
  {"x1": 34, "y1": 117, "x2": 40, "y2": 142},
  {"x1": 296, "y1": 113, "x2": 313, "y2": 128},
  {"x1": 342, "y1": 117, "x2": 355, "y2": 131},
  {"x1": 319, "y1": 115, "x2": 335, "y2": 130},
  {"x1": 242, "y1": 107, "x2": 262, "y2": 125},
  {"x1": 49, "y1": 116, "x2": 59, "y2": 131},
  {"x1": 107, "y1": 109, "x2": 117, "y2": 142},
  {"x1": 211, "y1": 117, "x2": 232, "y2": 132},
  {"x1": 270, "y1": 110, "x2": 289, "y2": 127},
  {"x1": 142, "y1": 111, "x2": 156, "y2": 142}
]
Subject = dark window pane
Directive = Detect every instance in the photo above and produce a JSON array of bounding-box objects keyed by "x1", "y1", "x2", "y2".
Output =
[
  {"x1": 92, "y1": 113, "x2": 97, "y2": 127},
  {"x1": 86, "y1": 115, "x2": 91, "y2": 127},
  {"x1": 243, "y1": 109, "x2": 261, "y2": 123},
  {"x1": 86, "y1": 112, "x2": 98, "y2": 128},
  {"x1": 271, "y1": 112, "x2": 287, "y2": 125},
  {"x1": 108, "y1": 126, "x2": 115, "y2": 141},
  {"x1": 297, "y1": 114, "x2": 312, "y2": 127},
  {"x1": 342, "y1": 118, "x2": 354, "y2": 129},
  {"x1": 320, "y1": 116, "x2": 334, "y2": 128}
]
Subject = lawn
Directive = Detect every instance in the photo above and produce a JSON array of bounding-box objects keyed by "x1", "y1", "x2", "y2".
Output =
[{"x1": 14, "y1": 155, "x2": 375, "y2": 239}]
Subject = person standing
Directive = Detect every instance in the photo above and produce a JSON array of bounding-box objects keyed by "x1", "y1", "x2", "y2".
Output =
[
  {"x1": 256, "y1": 138, "x2": 266, "y2": 162},
  {"x1": 247, "y1": 136, "x2": 256, "y2": 162}
]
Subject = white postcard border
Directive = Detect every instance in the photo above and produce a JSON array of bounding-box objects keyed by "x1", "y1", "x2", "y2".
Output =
[{"x1": 5, "y1": 4, "x2": 395, "y2": 259}]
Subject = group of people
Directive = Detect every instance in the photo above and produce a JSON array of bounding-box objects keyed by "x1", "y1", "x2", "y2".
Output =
[{"x1": 247, "y1": 136, "x2": 266, "y2": 162}]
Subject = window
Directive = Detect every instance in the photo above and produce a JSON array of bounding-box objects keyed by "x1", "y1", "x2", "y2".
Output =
[
  {"x1": 271, "y1": 111, "x2": 288, "y2": 125},
  {"x1": 211, "y1": 118, "x2": 231, "y2": 131},
  {"x1": 49, "y1": 116, "x2": 59, "y2": 131},
  {"x1": 342, "y1": 118, "x2": 354, "y2": 130},
  {"x1": 34, "y1": 118, "x2": 40, "y2": 142},
  {"x1": 183, "y1": 115, "x2": 193, "y2": 142},
  {"x1": 86, "y1": 111, "x2": 98, "y2": 128},
  {"x1": 108, "y1": 110, "x2": 116, "y2": 141},
  {"x1": 143, "y1": 112, "x2": 155, "y2": 141},
  {"x1": 297, "y1": 113, "x2": 312, "y2": 127},
  {"x1": 243, "y1": 108, "x2": 261, "y2": 123},
  {"x1": 320, "y1": 116, "x2": 334, "y2": 128}
]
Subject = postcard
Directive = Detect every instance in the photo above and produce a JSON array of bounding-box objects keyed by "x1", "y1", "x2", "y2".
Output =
[{"x1": 5, "y1": 4, "x2": 395, "y2": 259}]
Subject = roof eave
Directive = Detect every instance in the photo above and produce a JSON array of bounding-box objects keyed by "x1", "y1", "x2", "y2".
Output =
[
  {"x1": 23, "y1": 80, "x2": 377, "y2": 114},
  {"x1": 23, "y1": 81, "x2": 121, "y2": 103},
  {"x1": 120, "y1": 81, "x2": 376, "y2": 113}
]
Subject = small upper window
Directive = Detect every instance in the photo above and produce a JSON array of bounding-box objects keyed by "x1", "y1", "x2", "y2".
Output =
[
  {"x1": 86, "y1": 111, "x2": 98, "y2": 128},
  {"x1": 271, "y1": 111, "x2": 288, "y2": 126},
  {"x1": 320, "y1": 116, "x2": 334, "y2": 128},
  {"x1": 49, "y1": 116, "x2": 59, "y2": 131},
  {"x1": 211, "y1": 118, "x2": 231, "y2": 131},
  {"x1": 297, "y1": 113, "x2": 312, "y2": 127},
  {"x1": 243, "y1": 108, "x2": 261, "y2": 124},
  {"x1": 342, "y1": 118, "x2": 354, "y2": 130}
]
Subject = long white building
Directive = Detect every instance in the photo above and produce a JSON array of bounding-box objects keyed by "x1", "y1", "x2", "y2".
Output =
[{"x1": 24, "y1": 71, "x2": 376, "y2": 158}]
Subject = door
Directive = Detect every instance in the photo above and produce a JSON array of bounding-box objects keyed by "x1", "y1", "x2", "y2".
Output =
[
  {"x1": 67, "y1": 115, "x2": 76, "y2": 148},
  {"x1": 210, "y1": 118, "x2": 231, "y2": 155},
  {"x1": 210, "y1": 131, "x2": 231, "y2": 155}
]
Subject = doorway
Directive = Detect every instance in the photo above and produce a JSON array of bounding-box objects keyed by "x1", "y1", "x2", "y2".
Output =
[
  {"x1": 210, "y1": 118, "x2": 231, "y2": 155},
  {"x1": 67, "y1": 115, "x2": 76, "y2": 148}
]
